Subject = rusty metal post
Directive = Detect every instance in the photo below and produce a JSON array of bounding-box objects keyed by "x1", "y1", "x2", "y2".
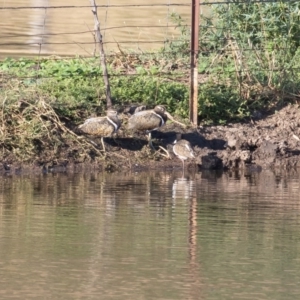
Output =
[{"x1": 189, "y1": 0, "x2": 199, "y2": 125}]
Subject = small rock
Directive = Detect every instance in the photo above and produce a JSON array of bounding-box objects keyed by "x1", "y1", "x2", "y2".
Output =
[{"x1": 201, "y1": 154, "x2": 223, "y2": 170}]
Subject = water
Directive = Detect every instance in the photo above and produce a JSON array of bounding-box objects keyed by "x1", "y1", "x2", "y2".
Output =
[
  {"x1": 0, "y1": 0, "x2": 192, "y2": 57},
  {"x1": 1, "y1": 169, "x2": 300, "y2": 299}
]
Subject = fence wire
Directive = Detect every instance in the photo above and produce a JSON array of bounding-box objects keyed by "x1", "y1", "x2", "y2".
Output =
[{"x1": 1, "y1": 0, "x2": 300, "y2": 117}]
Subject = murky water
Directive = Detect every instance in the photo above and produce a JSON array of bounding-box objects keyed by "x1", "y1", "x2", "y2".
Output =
[
  {"x1": 1, "y1": 169, "x2": 300, "y2": 299},
  {"x1": 0, "y1": 0, "x2": 192, "y2": 57}
]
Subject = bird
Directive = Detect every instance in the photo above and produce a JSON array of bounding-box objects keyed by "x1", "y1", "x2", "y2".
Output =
[
  {"x1": 134, "y1": 105, "x2": 147, "y2": 114},
  {"x1": 124, "y1": 104, "x2": 147, "y2": 115},
  {"x1": 78, "y1": 109, "x2": 121, "y2": 152},
  {"x1": 173, "y1": 133, "x2": 195, "y2": 170},
  {"x1": 127, "y1": 105, "x2": 167, "y2": 149}
]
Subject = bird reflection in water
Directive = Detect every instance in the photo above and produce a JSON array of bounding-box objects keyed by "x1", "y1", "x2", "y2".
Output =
[
  {"x1": 171, "y1": 171, "x2": 196, "y2": 206},
  {"x1": 171, "y1": 172, "x2": 201, "y2": 297},
  {"x1": 172, "y1": 176, "x2": 195, "y2": 203}
]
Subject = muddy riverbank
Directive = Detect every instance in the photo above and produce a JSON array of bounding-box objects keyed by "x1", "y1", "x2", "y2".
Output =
[{"x1": 1, "y1": 104, "x2": 300, "y2": 175}]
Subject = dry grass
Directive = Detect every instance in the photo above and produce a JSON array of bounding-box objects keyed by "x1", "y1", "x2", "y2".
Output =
[{"x1": 0, "y1": 93, "x2": 106, "y2": 164}]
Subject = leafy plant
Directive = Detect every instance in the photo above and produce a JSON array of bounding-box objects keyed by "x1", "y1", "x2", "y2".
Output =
[{"x1": 163, "y1": 1, "x2": 300, "y2": 123}]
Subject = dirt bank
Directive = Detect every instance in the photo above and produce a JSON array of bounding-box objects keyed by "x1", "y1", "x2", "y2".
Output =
[{"x1": 1, "y1": 104, "x2": 300, "y2": 175}]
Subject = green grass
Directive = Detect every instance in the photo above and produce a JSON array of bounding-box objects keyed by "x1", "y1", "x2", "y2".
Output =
[{"x1": 2, "y1": 1, "x2": 300, "y2": 163}]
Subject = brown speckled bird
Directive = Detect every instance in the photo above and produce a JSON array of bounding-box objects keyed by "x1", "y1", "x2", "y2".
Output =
[
  {"x1": 127, "y1": 105, "x2": 167, "y2": 149},
  {"x1": 173, "y1": 133, "x2": 195, "y2": 169},
  {"x1": 124, "y1": 105, "x2": 147, "y2": 115},
  {"x1": 134, "y1": 105, "x2": 147, "y2": 114},
  {"x1": 78, "y1": 109, "x2": 120, "y2": 152}
]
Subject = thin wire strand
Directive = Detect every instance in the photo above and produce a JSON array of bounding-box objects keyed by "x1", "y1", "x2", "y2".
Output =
[
  {"x1": 0, "y1": 4, "x2": 190, "y2": 10},
  {"x1": 0, "y1": 1, "x2": 291, "y2": 10}
]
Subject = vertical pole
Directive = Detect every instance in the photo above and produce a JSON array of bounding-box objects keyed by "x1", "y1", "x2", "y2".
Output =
[
  {"x1": 90, "y1": 0, "x2": 112, "y2": 109},
  {"x1": 190, "y1": 0, "x2": 199, "y2": 126}
]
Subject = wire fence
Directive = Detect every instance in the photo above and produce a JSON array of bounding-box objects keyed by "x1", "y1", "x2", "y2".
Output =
[
  {"x1": 0, "y1": 1, "x2": 193, "y2": 84},
  {"x1": 0, "y1": 1, "x2": 190, "y2": 55},
  {"x1": 1, "y1": 0, "x2": 300, "y2": 121}
]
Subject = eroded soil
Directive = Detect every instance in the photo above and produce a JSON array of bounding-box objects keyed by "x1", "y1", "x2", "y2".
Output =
[{"x1": 2, "y1": 104, "x2": 300, "y2": 175}]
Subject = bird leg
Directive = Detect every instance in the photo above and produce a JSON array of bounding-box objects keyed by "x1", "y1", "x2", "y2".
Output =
[
  {"x1": 181, "y1": 160, "x2": 185, "y2": 178},
  {"x1": 110, "y1": 134, "x2": 120, "y2": 149},
  {"x1": 100, "y1": 137, "x2": 106, "y2": 152},
  {"x1": 147, "y1": 132, "x2": 156, "y2": 150}
]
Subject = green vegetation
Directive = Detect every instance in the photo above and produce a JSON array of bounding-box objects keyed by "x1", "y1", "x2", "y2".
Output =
[
  {"x1": 0, "y1": 56, "x2": 189, "y2": 163},
  {"x1": 166, "y1": 1, "x2": 300, "y2": 123},
  {"x1": 0, "y1": 56, "x2": 189, "y2": 120},
  {"x1": 1, "y1": 1, "x2": 300, "y2": 163}
]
